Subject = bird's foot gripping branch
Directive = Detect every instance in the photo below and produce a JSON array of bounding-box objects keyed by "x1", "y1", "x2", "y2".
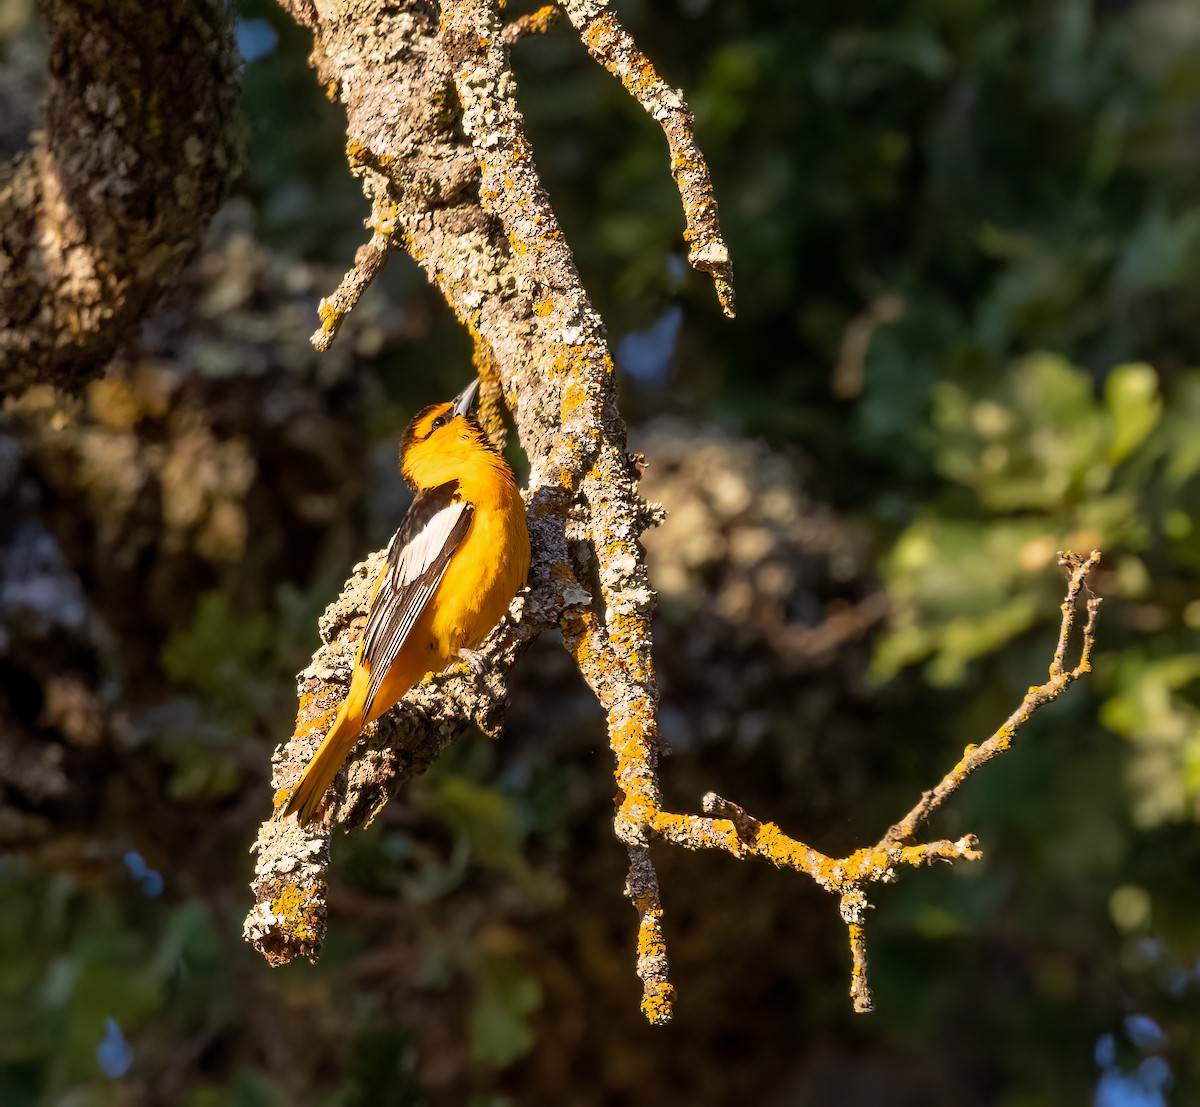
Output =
[{"x1": 242, "y1": 0, "x2": 1103, "y2": 1024}]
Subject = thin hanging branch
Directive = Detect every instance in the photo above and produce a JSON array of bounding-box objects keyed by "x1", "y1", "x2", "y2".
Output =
[
  {"x1": 244, "y1": 0, "x2": 1103, "y2": 1024},
  {"x1": 559, "y1": 0, "x2": 735, "y2": 317}
]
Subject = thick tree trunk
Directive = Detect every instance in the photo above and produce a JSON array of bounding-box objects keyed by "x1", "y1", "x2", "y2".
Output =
[{"x1": 0, "y1": 0, "x2": 240, "y2": 390}]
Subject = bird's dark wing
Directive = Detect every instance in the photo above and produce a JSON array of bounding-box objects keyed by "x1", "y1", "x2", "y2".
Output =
[{"x1": 360, "y1": 480, "x2": 473, "y2": 719}]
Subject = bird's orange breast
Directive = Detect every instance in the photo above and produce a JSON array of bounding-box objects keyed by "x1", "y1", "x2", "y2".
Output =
[{"x1": 427, "y1": 490, "x2": 530, "y2": 660}]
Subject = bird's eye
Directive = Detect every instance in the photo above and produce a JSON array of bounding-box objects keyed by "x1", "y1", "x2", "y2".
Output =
[{"x1": 430, "y1": 413, "x2": 449, "y2": 432}]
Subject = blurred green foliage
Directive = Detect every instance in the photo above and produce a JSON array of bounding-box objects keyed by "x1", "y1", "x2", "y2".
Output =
[
  {"x1": 876, "y1": 354, "x2": 1200, "y2": 830},
  {"x1": 163, "y1": 592, "x2": 278, "y2": 729},
  {"x1": 3, "y1": 0, "x2": 1200, "y2": 1103}
]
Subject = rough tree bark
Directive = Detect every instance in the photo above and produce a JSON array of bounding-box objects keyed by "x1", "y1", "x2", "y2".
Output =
[
  {"x1": 0, "y1": 0, "x2": 240, "y2": 392},
  {"x1": 243, "y1": 0, "x2": 1103, "y2": 1023}
]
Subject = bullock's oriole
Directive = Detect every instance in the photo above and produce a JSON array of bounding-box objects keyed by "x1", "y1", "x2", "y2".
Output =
[{"x1": 281, "y1": 378, "x2": 530, "y2": 825}]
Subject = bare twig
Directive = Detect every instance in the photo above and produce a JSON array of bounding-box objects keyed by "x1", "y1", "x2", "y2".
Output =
[
  {"x1": 768, "y1": 591, "x2": 889, "y2": 662},
  {"x1": 884, "y1": 549, "x2": 1102, "y2": 846},
  {"x1": 831, "y1": 294, "x2": 906, "y2": 399}
]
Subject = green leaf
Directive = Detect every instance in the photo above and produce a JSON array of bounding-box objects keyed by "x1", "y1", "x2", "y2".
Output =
[{"x1": 1104, "y1": 362, "x2": 1161, "y2": 464}]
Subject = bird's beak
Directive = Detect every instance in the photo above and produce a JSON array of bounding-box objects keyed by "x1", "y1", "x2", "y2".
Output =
[{"x1": 451, "y1": 378, "x2": 481, "y2": 419}]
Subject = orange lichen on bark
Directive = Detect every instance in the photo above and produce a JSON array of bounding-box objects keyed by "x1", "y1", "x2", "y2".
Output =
[
  {"x1": 625, "y1": 844, "x2": 674, "y2": 1023},
  {"x1": 640, "y1": 980, "x2": 674, "y2": 1026},
  {"x1": 294, "y1": 693, "x2": 339, "y2": 739},
  {"x1": 502, "y1": 3, "x2": 559, "y2": 43},
  {"x1": 269, "y1": 885, "x2": 321, "y2": 945},
  {"x1": 846, "y1": 918, "x2": 872, "y2": 1013},
  {"x1": 309, "y1": 229, "x2": 391, "y2": 351}
]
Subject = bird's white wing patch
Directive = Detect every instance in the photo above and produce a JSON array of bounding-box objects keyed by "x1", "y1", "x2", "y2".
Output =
[
  {"x1": 360, "y1": 492, "x2": 473, "y2": 719},
  {"x1": 388, "y1": 503, "x2": 467, "y2": 590}
]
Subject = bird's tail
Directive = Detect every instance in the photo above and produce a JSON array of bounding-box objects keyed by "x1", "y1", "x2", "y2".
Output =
[{"x1": 281, "y1": 694, "x2": 364, "y2": 826}]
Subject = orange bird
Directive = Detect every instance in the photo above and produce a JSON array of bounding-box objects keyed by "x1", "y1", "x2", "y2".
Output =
[{"x1": 282, "y1": 378, "x2": 530, "y2": 825}]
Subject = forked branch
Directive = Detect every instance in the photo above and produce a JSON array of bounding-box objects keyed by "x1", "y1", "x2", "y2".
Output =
[
  {"x1": 625, "y1": 550, "x2": 1101, "y2": 1016},
  {"x1": 245, "y1": 0, "x2": 1101, "y2": 1027}
]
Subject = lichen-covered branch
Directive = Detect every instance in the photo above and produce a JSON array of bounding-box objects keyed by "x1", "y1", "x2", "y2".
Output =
[
  {"x1": 311, "y1": 229, "x2": 391, "y2": 352},
  {"x1": 625, "y1": 845, "x2": 674, "y2": 1024},
  {"x1": 243, "y1": 0, "x2": 1101, "y2": 1026},
  {"x1": 502, "y1": 3, "x2": 560, "y2": 44},
  {"x1": 884, "y1": 549, "x2": 1102, "y2": 846},
  {"x1": 0, "y1": 0, "x2": 240, "y2": 391},
  {"x1": 246, "y1": 0, "x2": 661, "y2": 967},
  {"x1": 560, "y1": 0, "x2": 735, "y2": 317},
  {"x1": 639, "y1": 551, "x2": 1101, "y2": 1012},
  {"x1": 246, "y1": 551, "x2": 554, "y2": 965},
  {"x1": 842, "y1": 891, "x2": 873, "y2": 1013}
]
